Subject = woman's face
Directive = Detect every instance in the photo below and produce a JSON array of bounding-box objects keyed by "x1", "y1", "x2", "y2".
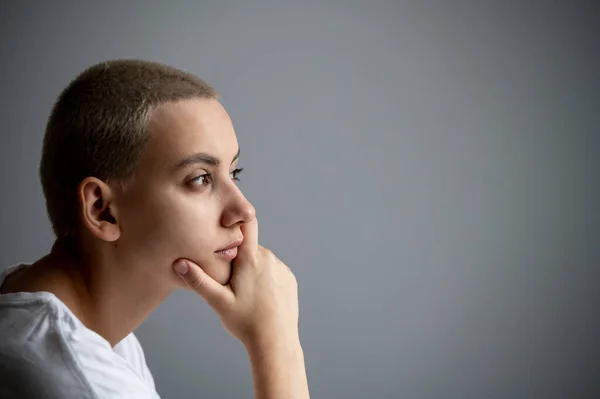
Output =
[{"x1": 112, "y1": 98, "x2": 255, "y2": 288}]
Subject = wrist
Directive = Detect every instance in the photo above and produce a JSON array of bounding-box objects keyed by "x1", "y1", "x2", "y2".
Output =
[
  {"x1": 244, "y1": 331, "x2": 303, "y2": 360},
  {"x1": 244, "y1": 331, "x2": 309, "y2": 399}
]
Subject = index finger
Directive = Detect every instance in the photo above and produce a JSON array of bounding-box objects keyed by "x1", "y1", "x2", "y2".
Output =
[{"x1": 237, "y1": 217, "x2": 258, "y2": 260}]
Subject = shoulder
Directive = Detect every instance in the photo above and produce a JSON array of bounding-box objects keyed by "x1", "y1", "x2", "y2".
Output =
[
  {"x1": 0, "y1": 292, "x2": 159, "y2": 398},
  {"x1": 0, "y1": 292, "x2": 98, "y2": 398}
]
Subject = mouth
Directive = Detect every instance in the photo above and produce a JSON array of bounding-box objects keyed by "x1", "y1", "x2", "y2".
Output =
[{"x1": 215, "y1": 238, "x2": 243, "y2": 260}]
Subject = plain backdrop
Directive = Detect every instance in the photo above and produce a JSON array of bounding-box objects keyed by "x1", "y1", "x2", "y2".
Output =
[{"x1": 1, "y1": 1, "x2": 599, "y2": 398}]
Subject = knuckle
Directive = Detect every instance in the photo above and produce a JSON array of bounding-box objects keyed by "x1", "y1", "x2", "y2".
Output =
[
  {"x1": 254, "y1": 246, "x2": 271, "y2": 266},
  {"x1": 245, "y1": 251, "x2": 259, "y2": 267},
  {"x1": 188, "y1": 273, "x2": 205, "y2": 291},
  {"x1": 212, "y1": 293, "x2": 228, "y2": 311},
  {"x1": 265, "y1": 248, "x2": 277, "y2": 262}
]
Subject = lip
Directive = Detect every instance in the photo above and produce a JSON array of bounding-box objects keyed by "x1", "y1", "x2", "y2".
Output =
[
  {"x1": 215, "y1": 246, "x2": 238, "y2": 261},
  {"x1": 215, "y1": 238, "x2": 243, "y2": 253}
]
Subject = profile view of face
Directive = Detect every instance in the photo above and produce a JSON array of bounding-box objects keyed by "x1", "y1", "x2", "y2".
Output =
[{"x1": 110, "y1": 98, "x2": 256, "y2": 288}]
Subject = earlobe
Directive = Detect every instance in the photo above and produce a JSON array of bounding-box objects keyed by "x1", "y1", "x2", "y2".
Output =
[{"x1": 79, "y1": 177, "x2": 121, "y2": 242}]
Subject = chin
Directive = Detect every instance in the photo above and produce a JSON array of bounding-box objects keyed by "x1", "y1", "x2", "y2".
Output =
[
  {"x1": 208, "y1": 260, "x2": 233, "y2": 285},
  {"x1": 172, "y1": 256, "x2": 232, "y2": 288}
]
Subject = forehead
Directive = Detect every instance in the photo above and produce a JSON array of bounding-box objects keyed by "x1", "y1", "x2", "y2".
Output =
[{"x1": 139, "y1": 98, "x2": 238, "y2": 172}]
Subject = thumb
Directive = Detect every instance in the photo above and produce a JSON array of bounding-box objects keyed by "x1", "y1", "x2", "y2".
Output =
[{"x1": 173, "y1": 259, "x2": 232, "y2": 310}]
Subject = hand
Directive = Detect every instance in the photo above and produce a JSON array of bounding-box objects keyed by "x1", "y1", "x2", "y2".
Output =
[
  {"x1": 173, "y1": 217, "x2": 299, "y2": 348},
  {"x1": 173, "y1": 218, "x2": 309, "y2": 398}
]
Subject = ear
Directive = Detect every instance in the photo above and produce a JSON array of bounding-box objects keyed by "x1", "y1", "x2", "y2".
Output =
[{"x1": 78, "y1": 177, "x2": 121, "y2": 242}]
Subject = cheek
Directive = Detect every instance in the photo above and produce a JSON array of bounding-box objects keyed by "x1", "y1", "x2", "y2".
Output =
[
  {"x1": 121, "y1": 195, "x2": 211, "y2": 255},
  {"x1": 165, "y1": 205, "x2": 232, "y2": 284},
  {"x1": 118, "y1": 190, "x2": 231, "y2": 284}
]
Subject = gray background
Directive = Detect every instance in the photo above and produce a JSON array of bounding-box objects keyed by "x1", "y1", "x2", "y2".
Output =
[{"x1": 1, "y1": 1, "x2": 599, "y2": 398}]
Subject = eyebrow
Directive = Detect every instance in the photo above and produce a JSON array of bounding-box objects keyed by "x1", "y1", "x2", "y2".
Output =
[{"x1": 174, "y1": 148, "x2": 240, "y2": 170}]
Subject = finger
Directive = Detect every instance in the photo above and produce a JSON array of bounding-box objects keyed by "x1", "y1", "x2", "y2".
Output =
[
  {"x1": 237, "y1": 217, "x2": 258, "y2": 261},
  {"x1": 173, "y1": 259, "x2": 233, "y2": 309}
]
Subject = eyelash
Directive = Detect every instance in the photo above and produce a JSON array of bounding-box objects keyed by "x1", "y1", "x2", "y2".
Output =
[{"x1": 189, "y1": 168, "x2": 244, "y2": 187}]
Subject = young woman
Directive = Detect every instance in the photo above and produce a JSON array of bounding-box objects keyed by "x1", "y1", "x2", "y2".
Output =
[{"x1": 0, "y1": 59, "x2": 309, "y2": 399}]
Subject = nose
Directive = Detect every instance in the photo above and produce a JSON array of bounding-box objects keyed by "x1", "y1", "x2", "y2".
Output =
[{"x1": 220, "y1": 184, "x2": 256, "y2": 228}]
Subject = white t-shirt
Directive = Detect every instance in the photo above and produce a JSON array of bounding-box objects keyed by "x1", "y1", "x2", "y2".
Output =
[{"x1": 0, "y1": 264, "x2": 161, "y2": 398}]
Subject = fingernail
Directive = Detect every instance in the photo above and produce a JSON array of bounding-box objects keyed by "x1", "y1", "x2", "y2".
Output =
[{"x1": 174, "y1": 260, "x2": 189, "y2": 275}]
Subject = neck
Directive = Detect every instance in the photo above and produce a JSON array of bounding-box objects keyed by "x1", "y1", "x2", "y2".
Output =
[{"x1": 41, "y1": 240, "x2": 172, "y2": 347}]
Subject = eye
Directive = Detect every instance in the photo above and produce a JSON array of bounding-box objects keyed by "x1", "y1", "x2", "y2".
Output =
[
  {"x1": 230, "y1": 168, "x2": 243, "y2": 182},
  {"x1": 189, "y1": 173, "x2": 212, "y2": 187}
]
